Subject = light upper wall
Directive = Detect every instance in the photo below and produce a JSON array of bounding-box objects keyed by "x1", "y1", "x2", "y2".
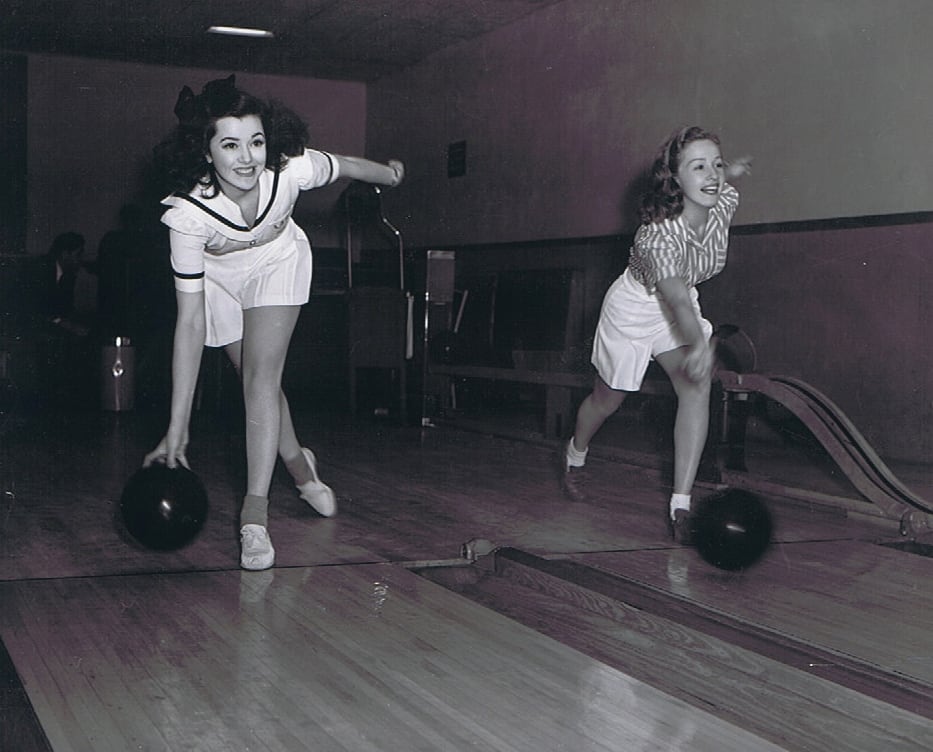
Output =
[
  {"x1": 368, "y1": 0, "x2": 933, "y2": 247},
  {"x1": 25, "y1": 55, "x2": 367, "y2": 256},
  {"x1": 17, "y1": 2, "x2": 933, "y2": 254}
]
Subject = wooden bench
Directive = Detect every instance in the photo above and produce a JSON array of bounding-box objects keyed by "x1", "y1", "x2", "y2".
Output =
[{"x1": 430, "y1": 363, "x2": 674, "y2": 439}]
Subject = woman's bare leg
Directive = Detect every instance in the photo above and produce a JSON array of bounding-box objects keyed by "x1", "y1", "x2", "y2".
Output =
[
  {"x1": 654, "y1": 346, "x2": 712, "y2": 496},
  {"x1": 560, "y1": 376, "x2": 628, "y2": 502},
  {"x1": 226, "y1": 309, "x2": 335, "y2": 520},
  {"x1": 224, "y1": 337, "x2": 302, "y2": 466},
  {"x1": 654, "y1": 345, "x2": 712, "y2": 543},
  {"x1": 570, "y1": 375, "x2": 628, "y2": 451},
  {"x1": 230, "y1": 305, "x2": 301, "y2": 497}
]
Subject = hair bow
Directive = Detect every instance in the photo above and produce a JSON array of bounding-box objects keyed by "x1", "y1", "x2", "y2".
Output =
[
  {"x1": 173, "y1": 75, "x2": 239, "y2": 125},
  {"x1": 200, "y1": 75, "x2": 238, "y2": 116},
  {"x1": 173, "y1": 85, "x2": 198, "y2": 125}
]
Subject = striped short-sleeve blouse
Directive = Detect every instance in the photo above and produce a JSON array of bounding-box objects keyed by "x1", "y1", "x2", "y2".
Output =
[{"x1": 627, "y1": 184, "x2": 739, "y2": 294}]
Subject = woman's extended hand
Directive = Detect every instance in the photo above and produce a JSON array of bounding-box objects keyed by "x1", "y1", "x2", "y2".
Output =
[
  {"x1": 726, "y1": 155, "x2": 753, "y2": 180},
  {"x1": 683, "y1": 342, "x2": 713, "y2": 383},
  {"x1": 388, "y1": 159, "x2": 405, "y2": 187},
  {"x1": 143, "y1": 429, "x2": 190, "y2": 469}
]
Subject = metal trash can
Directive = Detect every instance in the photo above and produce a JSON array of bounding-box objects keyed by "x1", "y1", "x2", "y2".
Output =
[{"x1": 101, "y1": 336, "x2": 135, "y2": 411}]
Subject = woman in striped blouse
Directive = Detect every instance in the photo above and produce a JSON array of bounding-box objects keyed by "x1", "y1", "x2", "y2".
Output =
[{"x1": 561, "y1": 126, "x2": 751, "y2": 544}]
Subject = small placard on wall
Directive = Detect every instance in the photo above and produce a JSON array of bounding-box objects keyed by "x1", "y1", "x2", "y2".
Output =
[{"x1": 447, "y1": 140, "x2": 466, "y2": 178}]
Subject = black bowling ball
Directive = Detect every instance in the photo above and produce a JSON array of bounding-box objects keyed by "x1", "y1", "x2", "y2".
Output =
[
  {"x1": 693, "y1": 488, "x2": 772, "y2": 571},
  {"x1": 120, "y1": 464, "x2": 209, "y2": 551}
]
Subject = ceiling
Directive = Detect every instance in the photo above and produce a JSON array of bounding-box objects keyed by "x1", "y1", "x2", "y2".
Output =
[{"x1": 2, "y1": 0, "x2": 565, "y2": 82}]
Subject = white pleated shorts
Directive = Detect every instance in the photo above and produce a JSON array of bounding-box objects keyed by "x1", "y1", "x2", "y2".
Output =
[
  {"x1": 202, "y1": 229, "x2": 312, "y2": 347},
  {"x1": 591, "y1": 268, "x2": 712, "y2": 391}
]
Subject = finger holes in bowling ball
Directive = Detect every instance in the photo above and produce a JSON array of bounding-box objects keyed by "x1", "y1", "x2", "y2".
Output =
[
  {"x1": 694, "y1": 488, "x2": 773, "y2": 571},
  {"x1": 120, "y1": 464, "x2": 209, "y2": 551}
]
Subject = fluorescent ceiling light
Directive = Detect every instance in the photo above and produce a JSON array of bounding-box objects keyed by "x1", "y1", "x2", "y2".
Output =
[{"x1": 207, "y1": 25, "x2": 275, "y2": 38}]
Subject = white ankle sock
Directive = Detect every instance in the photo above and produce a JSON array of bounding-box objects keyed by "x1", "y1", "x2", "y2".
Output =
[
  {"x1": 670, "y1": 493, "x2": 691, "y2": 520},
  {"x1": 566, "y1": 437, "x2": 588, "y2": 468}
]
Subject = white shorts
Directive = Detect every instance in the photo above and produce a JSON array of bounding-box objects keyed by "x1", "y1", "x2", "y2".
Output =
[
  {"x1": 591, "y1": 268, "x2": 712, "y2": 391},
  {"x1": 202, "y1": 230, "x2": 312, "y2": 347}
]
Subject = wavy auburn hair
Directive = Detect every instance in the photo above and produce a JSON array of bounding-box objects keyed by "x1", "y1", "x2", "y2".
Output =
[{"x1": 638, "y1": 126, "x2": 720, "y2": 224}]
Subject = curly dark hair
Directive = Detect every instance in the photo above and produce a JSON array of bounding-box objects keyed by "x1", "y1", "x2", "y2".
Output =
[
  {"x1": 153, "y1": 75, "x2": 310, "y2": 196},
  {"x1": 638, "y1": 126, "x2": 721, "y2": 224}
]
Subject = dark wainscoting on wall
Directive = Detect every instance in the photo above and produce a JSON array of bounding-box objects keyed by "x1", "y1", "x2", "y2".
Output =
[{"x1": 0, "y1": 54, "x2": 27, "y2": 256}]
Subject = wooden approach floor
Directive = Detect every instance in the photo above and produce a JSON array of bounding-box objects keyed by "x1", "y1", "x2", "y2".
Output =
[{"x1": 1, "y1": 405, "x2": 932, "y2": 751}]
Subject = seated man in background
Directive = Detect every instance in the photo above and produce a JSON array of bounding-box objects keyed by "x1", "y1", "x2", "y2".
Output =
[
  {"x1": 45, "y1": 231, "x2": 91, "y2": 336},
  {"x1": 39, "y1": 231, "x2": 97, "y2": 407}
]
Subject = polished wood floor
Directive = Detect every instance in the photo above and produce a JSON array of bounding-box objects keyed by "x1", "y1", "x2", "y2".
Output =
[{"x1": 1, "y1": 399, "x2": 932, "y2": 751}]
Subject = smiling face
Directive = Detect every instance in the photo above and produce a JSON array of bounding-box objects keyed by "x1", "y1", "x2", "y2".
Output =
[
  {"x1": 676, "y1": 139, "x2": 725, "y2": 227},
  {"x1": 206, "y1": 115, "x2": 267, "y2": 198}
]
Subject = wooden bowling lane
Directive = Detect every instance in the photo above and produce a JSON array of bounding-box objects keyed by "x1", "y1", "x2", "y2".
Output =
[
  {"x1": 421, "y1": 550, "x2": 933, "y2": 751},
  {"x1": 0, "y1": 563, "x2": 791, "y2": 752},
  {"x1": 0, "y1": 409, "x2": 706, "y2": 581},
  {"x1": 591, "y1": 539, "x2": 933, "y2": 682},
  {"x1": 3, "y1": 407, "x2": 931, "y2": 749},
  {"x1": 0, "y1": 412, "x2": 386, "y2": 580}
]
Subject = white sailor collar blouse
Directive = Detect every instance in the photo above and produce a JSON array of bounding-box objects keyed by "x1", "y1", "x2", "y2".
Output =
[{"x1": 160, "y1": 149, "x2": 339, "y2": 279}]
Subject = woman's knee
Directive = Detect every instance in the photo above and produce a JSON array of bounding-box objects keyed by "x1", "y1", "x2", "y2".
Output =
[
  {"x1": 590, "y1": 381, "x2": 626, "y2": 415},
  {"x1": 673, "y1": 378, "x2": 711, "y2": 410},
  {"x1": 240, "y1": 356, "x2": 285, "y2": 397}
]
